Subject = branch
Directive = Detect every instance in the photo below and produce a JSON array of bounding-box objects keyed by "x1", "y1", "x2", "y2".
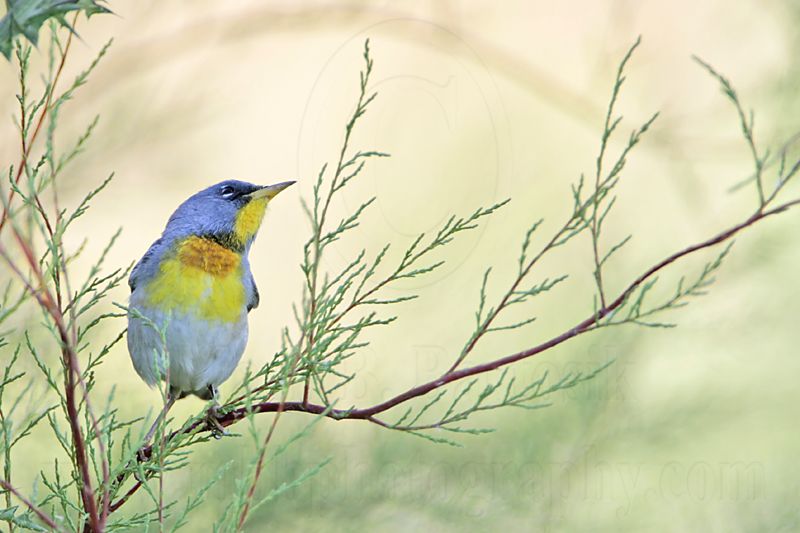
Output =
[
  {"x1": 0, "y1": 479, "x2": 63, "y2": 532},
  {"x1": 246, "y1": 198, "x2": 799, "y2": 422},
  {"x1": 0, "y1": 15, "x2": 79, "y2": 237},
  {"x1": 108, "y1": 195, "x2": 799, "y2": 514},
  {"x1": 0, "y1": 234, "x2": 102, "y2": 531}
]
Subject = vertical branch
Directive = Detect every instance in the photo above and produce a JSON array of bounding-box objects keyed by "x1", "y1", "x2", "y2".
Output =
[
  {"x1": 234, "y1": 391, "x2": 286, "y2": 531},
  {"x1": 0, "y1": 236, "x2": 99, "y2": 530},
  {"x1": 0, "y1": 407, "x2": 10, "y2": 533},
  {"x1": 590, "y1": 37, "x2": 641, "y2": 310},
  {"x1": 236, "y1": 39, "x2": 382, "y2": 530},
  {"x1": 235, "y1": 333, "x2": 305, "y2": 531},
  {"x1": 0, "y1": 20, "x2": 107, "y2": 531},
  {"x1": 41, "y1": 30, "x2": 112, "y2": 527},
  {"x1": 156, "y1": 338, "x2": 172, "y2": 533},
  {"x1": 301, "y1": 39, "x2": 378, "y2": 406},
  {"x1": 0, "y1": 349, "x2": 21, "y2": 533},
  {"x1": 0, "y1": 13, "x2": 79, "y2": 235}
]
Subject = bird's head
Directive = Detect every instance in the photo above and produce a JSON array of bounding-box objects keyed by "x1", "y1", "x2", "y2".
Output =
[{"x1": 164, "y1": 179, "x2": 295, "y2": 251}]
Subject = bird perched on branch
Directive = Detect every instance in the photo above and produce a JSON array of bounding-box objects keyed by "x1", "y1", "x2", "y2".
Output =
[{"x1": 126, "y1": 180, "x2": 294, "y2": 437}]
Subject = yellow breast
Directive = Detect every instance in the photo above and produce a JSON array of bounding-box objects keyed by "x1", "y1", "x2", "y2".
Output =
[{"x1": 144, "y1": 236, "x2": 246, "y2": 323}]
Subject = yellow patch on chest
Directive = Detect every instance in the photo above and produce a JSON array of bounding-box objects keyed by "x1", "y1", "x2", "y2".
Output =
[
  {"x1": 234, "y1": 197, "x2": 268, "y2": 244},
  {"x1": 144, "y1": 236, "x2": 245, "y2": 323}
]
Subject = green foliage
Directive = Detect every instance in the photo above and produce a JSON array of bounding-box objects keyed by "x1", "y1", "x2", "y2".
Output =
[
  {"x1": 0, "y1": 506, "x2": 47, "y2": 531},
  {"x1": 0, "y1": 0, "x2": 109, "y2": 59},
  {"x1": 388, "y1": 362, "x2": 613, "y2": 447},
  {"x1": 693, "y1": 56, "x2": 800, "y2": 206},
  {"x1": 0, "y1": 16, "x2": 797, "y2": 533}
]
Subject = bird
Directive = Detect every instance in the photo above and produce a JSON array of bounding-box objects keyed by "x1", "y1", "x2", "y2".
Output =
[{"x1": 126, "y1": 179, "x2": 294, "y2": 438}]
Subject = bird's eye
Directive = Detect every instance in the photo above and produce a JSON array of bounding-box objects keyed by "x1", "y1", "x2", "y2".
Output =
[{"x1": 220, "y1": 185, "x2": 236, "y2": 198}]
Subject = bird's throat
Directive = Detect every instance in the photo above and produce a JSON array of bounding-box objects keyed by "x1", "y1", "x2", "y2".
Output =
[{"x1": 233, "y1": 197, "x2": 268, "y2": 245}]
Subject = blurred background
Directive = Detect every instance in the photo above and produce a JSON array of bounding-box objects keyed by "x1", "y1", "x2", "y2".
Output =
[{"x1": 1, "y1": 1, "x2": 799, "y2": 531}]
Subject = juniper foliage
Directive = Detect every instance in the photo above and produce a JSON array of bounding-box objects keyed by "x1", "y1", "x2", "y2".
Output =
[{"x1": 0, "y1": 16, "x2": 798, "y2": 533}]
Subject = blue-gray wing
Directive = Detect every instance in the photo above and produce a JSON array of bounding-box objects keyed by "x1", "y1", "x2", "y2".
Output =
[
  {"x1": 246, "y1": 271, "x2": 260, "y2": 312},
  {"x1": 129, "y1": 238, "x2": 163, "y2": 293}
]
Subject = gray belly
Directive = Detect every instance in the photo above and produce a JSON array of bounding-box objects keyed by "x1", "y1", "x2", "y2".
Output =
[{"x1": 127, "y1": 303, "x2": 248, "y2": 395}]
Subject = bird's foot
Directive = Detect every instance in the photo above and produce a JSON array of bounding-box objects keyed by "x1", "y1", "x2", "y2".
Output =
[{"x1": 205, "y1": 404, "x2": 228, "y2": 440}]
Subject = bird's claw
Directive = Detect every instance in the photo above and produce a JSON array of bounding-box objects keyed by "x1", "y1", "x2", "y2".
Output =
[{"x1": 206, "y1": 405, "x2": 228, "y2": 439}]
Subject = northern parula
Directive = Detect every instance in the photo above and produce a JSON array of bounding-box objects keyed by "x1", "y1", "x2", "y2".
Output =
[{"x1": 126, "y1": 179, "x2": 293, "y2": 430}]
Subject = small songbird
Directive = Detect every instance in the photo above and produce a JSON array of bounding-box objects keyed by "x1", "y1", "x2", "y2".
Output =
[{"x1": 126, "y1": 180, "x2": 294, "y2": 435}]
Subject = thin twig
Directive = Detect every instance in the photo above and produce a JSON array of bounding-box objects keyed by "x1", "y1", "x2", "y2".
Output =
[
  {"x1": 0, "y1": 14, "x2": 79, "y2": 236},
  {"x1": 0, "y1": 479, "x2": 63, "y2": 532}
]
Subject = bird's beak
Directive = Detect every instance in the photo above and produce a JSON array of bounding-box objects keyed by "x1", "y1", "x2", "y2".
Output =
[{"x1": 249, "y1": 181, "x2": 296, "y2": 200}]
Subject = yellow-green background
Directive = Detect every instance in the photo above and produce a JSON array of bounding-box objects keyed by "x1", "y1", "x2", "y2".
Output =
[{"x1": 1, "y1": 1, "x2": 798, "y2": 531}]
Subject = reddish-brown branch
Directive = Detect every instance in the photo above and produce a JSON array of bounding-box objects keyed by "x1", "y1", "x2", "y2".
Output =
[
  {"x1": 1, "y1": 192, "x2": 102, "y2": 533},
  {"x1": 0, "y1": 17, "x2": 114, "y2": 532},
  {"x1": 108, "y1": 480, "x2": 142, "y2": 513},
  {"x1": 235, "y1": 328, "x2": 310, "y2": 529},
  {"x1": 235, "y1": 397, "x2": 287, "y2": 531},
  {"x1": 342, "y1": 199, "x2": 799, "y2": 419},
  {"x1": 0, "y1": 479, "x2": 63, "y2": 532},
  {"x1": 107, "y1": 196, "x2": 800, "y2": 516}
]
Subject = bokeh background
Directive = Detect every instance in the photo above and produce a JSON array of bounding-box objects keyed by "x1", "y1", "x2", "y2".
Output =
[{"x1": 1, "y1": 1, "x2": 799, "y2": 531}]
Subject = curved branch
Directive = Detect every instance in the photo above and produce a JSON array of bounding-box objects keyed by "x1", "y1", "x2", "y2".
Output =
[
  {"x1": 109, "y1": 196, "x2": 799, "y2": 516},
  {"x1": 349, "y1": 198, "x2": 799, "y2": 419}
]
